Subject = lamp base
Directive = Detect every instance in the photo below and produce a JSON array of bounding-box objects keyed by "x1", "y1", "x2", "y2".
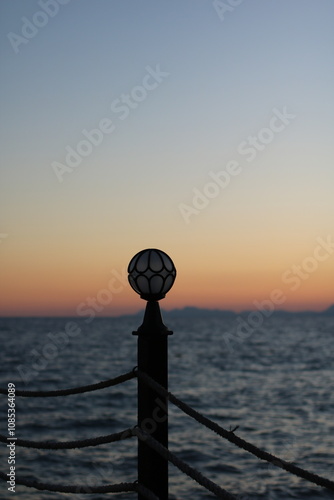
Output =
[{"x1": 132, "y1": 301, "x2": 173, "y2": 337}]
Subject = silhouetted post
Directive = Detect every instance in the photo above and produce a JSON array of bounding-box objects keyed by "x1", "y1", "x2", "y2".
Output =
[{"x1": 128, "y1": 249, "x2": 176, "y2": 500}]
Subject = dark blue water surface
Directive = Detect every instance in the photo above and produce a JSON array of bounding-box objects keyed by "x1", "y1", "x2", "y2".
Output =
[{"x1": 0, "y1": 314, "x2": 333, "y2": 500}]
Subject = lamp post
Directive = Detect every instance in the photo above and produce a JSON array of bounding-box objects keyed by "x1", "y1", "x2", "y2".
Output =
[{"x1": 128, "y1": 249, "x2": 176, "y2": 500}]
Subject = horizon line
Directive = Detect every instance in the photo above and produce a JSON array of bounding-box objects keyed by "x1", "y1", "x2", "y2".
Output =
[{"x1": 0, "y1": 303, "x2": 333, "y2": 319}]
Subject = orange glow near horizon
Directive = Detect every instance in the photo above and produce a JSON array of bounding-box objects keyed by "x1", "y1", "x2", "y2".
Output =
[
  {"x1": 1, "y1": 239, "x2": 333, "y2": 316},
  {"x1": 1, "y1": 199, "x2": 333, "y2": 317}
]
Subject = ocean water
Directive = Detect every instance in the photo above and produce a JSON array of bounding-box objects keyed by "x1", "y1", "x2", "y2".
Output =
[{"x1": 0, "y1": 314, "x2": 333, "y2": 500}]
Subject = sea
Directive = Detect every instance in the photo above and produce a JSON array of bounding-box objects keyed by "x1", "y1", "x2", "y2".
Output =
[{"x1": 0, "y1": 314, "x2": 333, "y2": 500}]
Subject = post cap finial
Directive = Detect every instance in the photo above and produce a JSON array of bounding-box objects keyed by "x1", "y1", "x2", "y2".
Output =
[{"x1": 128, "y1": 248, "x2": 176, "y2": 301}]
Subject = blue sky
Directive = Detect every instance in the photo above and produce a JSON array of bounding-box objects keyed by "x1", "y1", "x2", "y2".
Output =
[{"x1": 1, "y1": 0, "x2": 333, "y2": 315}]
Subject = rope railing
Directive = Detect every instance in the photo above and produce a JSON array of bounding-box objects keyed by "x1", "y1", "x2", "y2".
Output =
[
  {"x1": 137, "y1": 369, "x2": 334, "y2": 493},
  {"x1": 0, "y1": 369, "x2": 136, "y2": 397},
  {"x1": 1, "y1": 362, "x2": 333, "y2": 498},
  {"x1": 0, "y1": 470, "x2": 137, "y2": 494},
  {"x1": 0, "y1": 428, "x2": 133, "y2": 449},
  {"x1": 134, "y1": 427, "x2": 237, "y2": 500},
  {"x1": 0, "y1": 368, "x2": 141, "y2": 496},
  {"x1": 0, "y1": 471, "x2": 160, "y2": 499}
]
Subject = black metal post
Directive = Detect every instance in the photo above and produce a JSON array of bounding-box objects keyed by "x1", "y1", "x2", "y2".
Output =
[{"x1": 133, "y1": 301, "x2": 172, "y2": 500}]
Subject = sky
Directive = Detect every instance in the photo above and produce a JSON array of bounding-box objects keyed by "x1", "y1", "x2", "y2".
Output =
[{"x1": 0, "y1": 0, "x2": 333, "y2": 317}]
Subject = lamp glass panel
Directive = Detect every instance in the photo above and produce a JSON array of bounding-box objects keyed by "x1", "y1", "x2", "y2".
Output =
[
  {"x1": 137, "y1": 252, "x2": 149, "y2": 272},
  {"x1": 150, "y1": 251, "x2": 164, "y2": 272},
  {"x1": 150, "y1": 275, "x2": 164, "y2": 294}
]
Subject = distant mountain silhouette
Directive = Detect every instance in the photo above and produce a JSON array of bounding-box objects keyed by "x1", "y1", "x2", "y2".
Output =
[
  {"x1": 119, "y1": 304, "x2": 334, "y2": 320},
  {"x1": 162, "y1": 304, "x2": 334, "y2": 318},
  {"x1": 163, "y1": 306, "x2": 235, "y2": 318},
  {"x1": 323, "y1": 304, "x2": 334, "y2": 316}
]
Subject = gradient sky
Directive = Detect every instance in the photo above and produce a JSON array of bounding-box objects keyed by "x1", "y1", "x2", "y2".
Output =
[{"x1": 1, "y1": 0, "x2": 333, "y2": 317}]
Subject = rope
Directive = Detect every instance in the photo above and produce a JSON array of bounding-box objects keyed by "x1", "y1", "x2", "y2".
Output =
[
  {"x1": 0, "y1": 428, "x2": 133, "y2": 449},
  {"x1": 137, "y1": 370, "x2": 334, "y2": 492},
  {"x1": 0, "y1": 470, "x2": 160, "y2": 498},
  {"x1": 0, "y1": 471, "x2": 136, "y2": 493},
  {"x1": 0, "y1": 369, "x2": 136, "y2": 397},
  {"x1": 134, "y1": 427, "x2": 237, "y2": 500}
]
